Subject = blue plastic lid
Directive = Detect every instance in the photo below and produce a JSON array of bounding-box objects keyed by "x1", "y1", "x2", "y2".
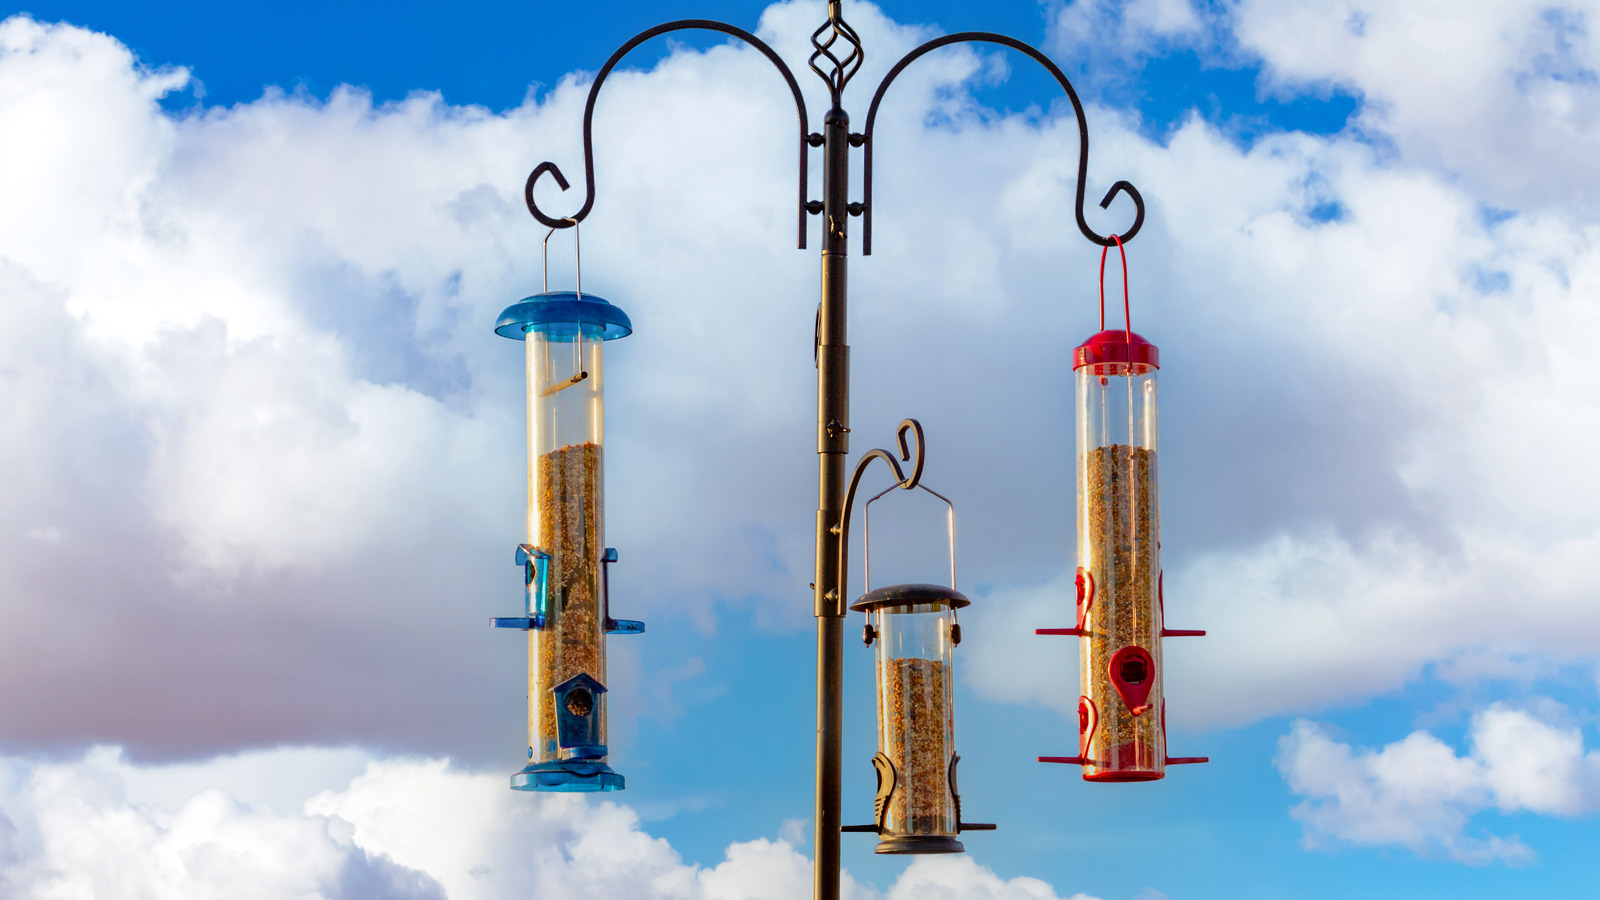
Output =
[{"x1": 495, "y1": 291, "x2": 633, "y2": 341}]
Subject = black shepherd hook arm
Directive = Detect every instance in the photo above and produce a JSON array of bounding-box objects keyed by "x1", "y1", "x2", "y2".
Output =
[
  {"x1": 859, "y1": 32, "x2": 1145, "y2": 253},
  {"x1": 828, "y1": 419, "x2": 926, "y2": 615},
  {"x1": 524, "y1": 19, "x2": 816, "y2": 248}
]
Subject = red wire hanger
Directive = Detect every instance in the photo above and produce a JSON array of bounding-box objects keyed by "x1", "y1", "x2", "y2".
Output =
[{"x1": 1098, "y1": 234, "x2": 1134, "y2": 373}]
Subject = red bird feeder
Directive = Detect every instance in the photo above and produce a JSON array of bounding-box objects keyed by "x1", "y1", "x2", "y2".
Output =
[{"x1": 1038, "y1": 237, "x2": 1207, "y2": 781}]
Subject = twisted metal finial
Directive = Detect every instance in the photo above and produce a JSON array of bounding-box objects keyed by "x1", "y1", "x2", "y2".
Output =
[{"x1": 809, "y1": 0, "x2": 863, "y2": 106}]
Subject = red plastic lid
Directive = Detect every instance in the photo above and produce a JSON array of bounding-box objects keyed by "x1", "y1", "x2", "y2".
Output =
[{"x1": 1074, "y1": 330, "x2": 1159, "y2": 373}]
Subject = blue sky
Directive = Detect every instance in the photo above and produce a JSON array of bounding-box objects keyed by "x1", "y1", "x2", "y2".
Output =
[
  {"x1": 14, "y1": 0, "x2": 1360, "y2": 141},
  {"x1": 0, "y1": 1, "x2": 1597, "y2": 898}
]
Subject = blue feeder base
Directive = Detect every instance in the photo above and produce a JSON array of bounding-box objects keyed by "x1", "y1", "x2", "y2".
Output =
[{"x1": 511, "y1": 760, "x2": 625, "y2": 793}]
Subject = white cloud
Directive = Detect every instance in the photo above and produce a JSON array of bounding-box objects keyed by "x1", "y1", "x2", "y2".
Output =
[
  {"x1": 1048, "y1": 0, "x2": 1600, "y2": 215},
  {"x1": 966, "y1": 111, "x2": 1599, "y2": 729},
  {"x1": 885, "y1": 855, "x2": 1100, "y2": 900},
  {"x1": 1276, "y1": 703, "x2": 1600, "y2": 864},
  {"x1": 1233, "y1": 0, "x2": 1600, "y2": 214},
  {"x1": 0, "y1": 746, "x2": 1095, "y2": 900},
  {"x1": 1045, "y1": 0, "x2": 1206, "y2": 84},
  {"x1": 963, "y1": 574, "x2": 1080, "y2": 718},
  {"x1": 0, "y1": 747, "x2": 443, "y2": 899},
  {"x1": 0, "y1": 0, "x2": 1595, "y2": 764},
  {"x1": 1472, "y1": 703, "x2": 1600, "y2": 815}
]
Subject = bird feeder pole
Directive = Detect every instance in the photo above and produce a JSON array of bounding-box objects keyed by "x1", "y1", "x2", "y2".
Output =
[{"x1": 502, "y1": 3, "x2": 1151, "y2": 897}]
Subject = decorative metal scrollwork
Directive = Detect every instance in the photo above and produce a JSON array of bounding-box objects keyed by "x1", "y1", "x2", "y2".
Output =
[
  {"x1": 522, "y1": 16, "x2": 1143, "y2": 259},
  {"x1": 809, "y1": 0, "x2": 863, "y2": 106}
]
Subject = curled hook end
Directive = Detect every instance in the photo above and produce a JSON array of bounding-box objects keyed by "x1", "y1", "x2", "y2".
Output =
[
  {"x1": 1097, "y1": 180, "x2": 1130, "y2": 210},
  {"x1": 895, "y1": 419, "x2": 926, "y2": 489},
  {"x1": 1089, "y1": 180, "x2": 1145, "y2": 246},
  {"x1": 526, "y1": 162, "x2": 581, "y2": 229}
]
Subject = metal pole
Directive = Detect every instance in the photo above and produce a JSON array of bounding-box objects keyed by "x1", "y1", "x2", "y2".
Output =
[{"x1": 812, "y1": 103, "x2": 851, "y2": 900}]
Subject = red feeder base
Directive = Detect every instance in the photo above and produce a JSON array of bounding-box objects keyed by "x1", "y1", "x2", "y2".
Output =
[{"x1": 1084, "y1": 740, "x2": 1163, "y2": 782}]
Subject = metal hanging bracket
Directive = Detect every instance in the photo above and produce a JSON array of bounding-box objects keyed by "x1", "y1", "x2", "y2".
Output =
[
  {"x1": 523, "y1": 20, "x2": 815, "y2": 248},
  {"x1": 829, "y1": 419, "x2": 925, "y2": 618}
]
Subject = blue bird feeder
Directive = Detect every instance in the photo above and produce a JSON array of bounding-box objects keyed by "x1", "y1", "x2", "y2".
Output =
[{"x1": 491, "y1": 270, "x2": 643, "y2": 793}]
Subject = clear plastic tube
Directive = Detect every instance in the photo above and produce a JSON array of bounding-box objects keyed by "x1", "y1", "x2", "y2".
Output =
[
  {"x1": 1075, "y1": 357, "x2": 1163, "y2": 781},
  {"x1": 527, "y1": 325, "x2": 607, "y2": 766},
  {"x1": 874, "y1": 603, "x2": 958, "y2": 836}
]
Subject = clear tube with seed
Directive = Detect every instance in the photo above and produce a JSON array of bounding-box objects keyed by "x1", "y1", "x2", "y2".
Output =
[
  {"x1": 528, "y1": 324, "x2": 607, "y2": 767},
  {"x1": 1074, "y1": 329, "x2": 1164, "y2": 781},
  {"x1": 874, "y1": 604, "x2": 957, "y2": 838}
]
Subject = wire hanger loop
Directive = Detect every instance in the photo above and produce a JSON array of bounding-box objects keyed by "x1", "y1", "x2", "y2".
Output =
[{"x1": 541, "y1": 217, "x2": 582, "y2": 299}]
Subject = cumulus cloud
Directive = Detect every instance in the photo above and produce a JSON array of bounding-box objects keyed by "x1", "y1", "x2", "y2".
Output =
[
  {"x1": 0, "y1": 747, "x2": 1096, "y2": 900},
  {"x1": 0, "y1": 747, "x2": 443, "y2": 899},
  {"x1": 0, "y1": 0, "x2": 1006, "y2": 758},
  {"x1": 0, "y1": 12, "x2": 542, "y2": 759},
  {"x1": 1048, "y1": 0, "x2": 1600, "y2": 215},
  {"x1": 1232, "y1": 0, "x2": 1600, "y2": 214},
  {"x1": 885, "y1": 856, "x2": 1101, "y2": 900},
  {"x1": 965, "y1": 115, "x2": 1600, "y2": 728},
  {"x1": 0, "y1": 0, "x2": 1595, "y2": 772},
  {"x1": 1044, "y1": 0, "x2": 1208, "y2": 86},
  {"x1": 1276, "y1": 703, "x2": 1600, "y2": 864}
]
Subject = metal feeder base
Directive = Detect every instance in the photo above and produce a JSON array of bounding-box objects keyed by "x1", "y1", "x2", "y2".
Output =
[{"x1": 873, "y1": 834, "x2": 965, "y2": 855}]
